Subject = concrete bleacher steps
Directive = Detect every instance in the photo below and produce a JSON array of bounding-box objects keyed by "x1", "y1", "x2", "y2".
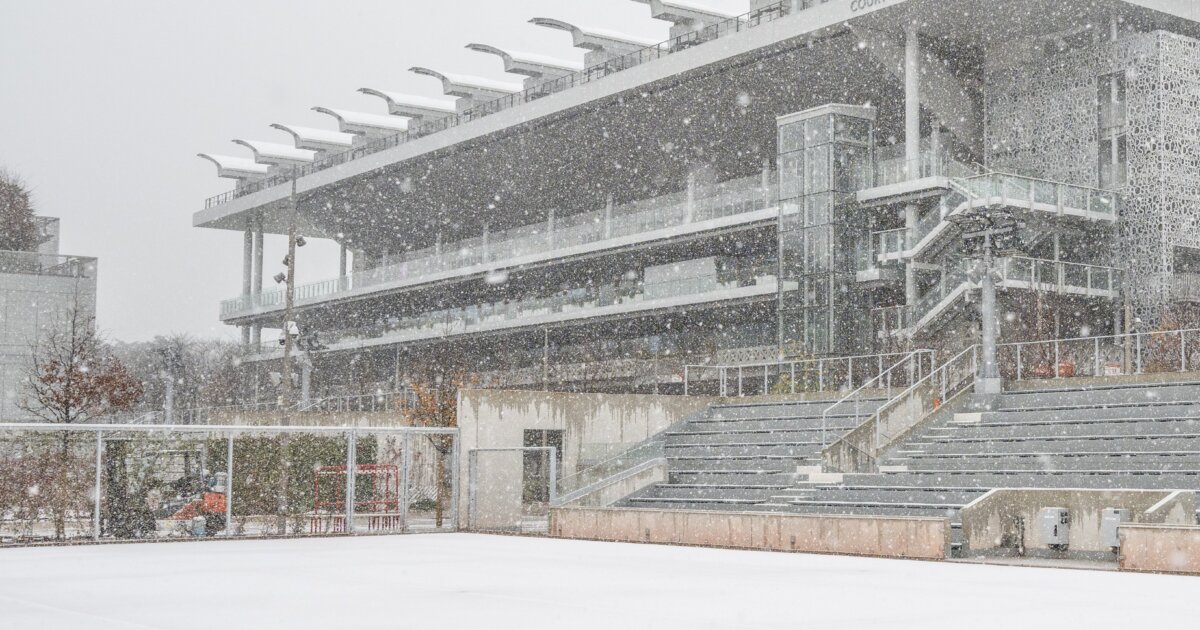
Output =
[
  {"x1": 760, "y1": 379, "x2": 1200, "y2": 546},
  {"x1": 616, "y1": 378, "x2": 1200, "y2": 551},
  {"x1": 619, "y1": 398, "x2": 886, "y2": 510}
]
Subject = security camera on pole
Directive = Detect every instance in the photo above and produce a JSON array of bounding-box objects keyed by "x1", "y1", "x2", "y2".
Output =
[
  {"x1": 273, "y1": 166, "x2": 308, "y2": 420},
  {"x1": 947, "y1": 204, "x2": 1025, "y2": 396}
]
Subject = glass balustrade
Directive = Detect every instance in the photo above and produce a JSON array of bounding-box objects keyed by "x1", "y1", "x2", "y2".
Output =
[
  {"x1": 954, "y1": 173, "x2": 1119, "y2": 217},
  {"x1": 222, "y1": 176, "x2": 777, "y2": 316},
  {"x1": 246, "y1": 264, "x2": 777, "y2": 356},
  {"x1": 872, "y1": 228, "x2": 907, "y2": 261},
  {"x1": 908, "y1": 258, "x2": 1122, "y2": 327}
]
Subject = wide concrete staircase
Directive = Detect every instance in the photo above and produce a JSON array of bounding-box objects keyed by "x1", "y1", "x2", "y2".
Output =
[
  {"x1": 618, "y1": 398, "x2": 885, "y2": 510},
  {"x1": 770, "y1": 379, "x2": 1200, "y2": 546}
]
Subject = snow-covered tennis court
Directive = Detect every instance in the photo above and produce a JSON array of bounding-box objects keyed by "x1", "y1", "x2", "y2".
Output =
[{"x1": 0, "y1": 534, "x2": 1193, "y2": 629}]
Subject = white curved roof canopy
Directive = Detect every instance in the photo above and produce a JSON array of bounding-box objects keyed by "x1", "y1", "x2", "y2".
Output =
[
  {"x1": 465, "y1": 43, "x2": 584, "y2": 80},
  {"x1": 197, "y1": 153, "x2": 270, "y2": 181},
  {"x1": 529, "y1": 17, "x2": 658, "y2": 55},
  {"x1": 270, "y1": 124, "x2": 355, "y2": 154},
  {"x1": 357, "y1": 89, "x2": 456, "y2": 121},
  {"x1": 231, "y1": 140, "x2": 316, "y2": 170},
  {"x1": 410, "y1": 67, "x2": 523, "y2": 101},
  {"x1": 313, "y1": 107, "x2": 410, "y2": 139},
  {"x1": 632, "y1": 0, "x2": 737, "y2": 24}
]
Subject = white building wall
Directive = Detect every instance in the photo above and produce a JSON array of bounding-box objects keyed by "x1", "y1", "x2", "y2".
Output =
[{"x1": 0, "y1": 261, "x2": 97, "y2": 421}]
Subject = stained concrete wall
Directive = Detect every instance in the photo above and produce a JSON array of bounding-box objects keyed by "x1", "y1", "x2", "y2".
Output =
[
  {"x1": 961, "y1": 489, "x2": 1196, "y2": 557},
  {"x1": 456, "y1": 389, "x2": 717, "y2": 527},
  {"x1": 551, "y1": 506, "x2": 950, "y2": 560},
  {"x1": 1119, "y1": 524, "x2": 1200, "y2": 575},
  {"x1": 566, "y1": 461, "x2": 668, "y2": 508}
]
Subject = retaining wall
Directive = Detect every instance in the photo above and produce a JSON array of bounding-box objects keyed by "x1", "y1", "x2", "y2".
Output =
[{"x1": 550, "y1": 506, "x2": 950, "y2": 560}]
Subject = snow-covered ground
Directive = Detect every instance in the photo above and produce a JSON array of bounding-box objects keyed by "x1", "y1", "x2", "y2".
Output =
[{"x1": 0, "y1": 534, "x2": 1193, "y2": 629}]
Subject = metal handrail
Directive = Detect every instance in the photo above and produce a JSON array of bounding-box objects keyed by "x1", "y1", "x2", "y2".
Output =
[
  {"x1": 998, "y1": 327, "x2": 1200, "y2": 379},
  {"x1": 203, "y1": 1, "x2": 796, "y2": 210},
  {"x1": 824, "y1": 346, "x2": 978, "y2": 473},
  {"x1": 818, "y1": 350, "x2": 934, "y2": 447},
  {"x1": 683, "y1": 350, "x2": 926, "y2": 397}
]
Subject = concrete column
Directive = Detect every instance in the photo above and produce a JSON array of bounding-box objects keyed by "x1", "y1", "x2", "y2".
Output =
[
  {"x1": 905, "y1": 24, "x2": 922, "y2": 181},
  {"x1": 482, "y1": 224, "x2": 490, "y2": 260},
  {"x1": 977, "y1": 233, "x2": 1001, "y2": 394},
  {"x1": 904, "y1": 203, "x2": 918, "y2": 306},
  {"x1": 251, "y1": 324, "x2": 261, "y2": 346},
  {"x1": 339, "y1": 241, "x2": 348, "y2": 279},
  {"x1": 604, "y1": 195, "x2": 614, "y2": 238},
  {"x1": 300, "y1": 355, "x2": 312, "y2": 406},
  {"x1": 242, "y1": 226, "x2": 253, "y2": 296},
  {"x1": 686, "y1": 172, "x2": 696, "y2": 223},
  {"x1": 761, "y1": 157, "x2": 773, "y2": 204},
  {"x1": 241, "y1": 326, "x2": 251, "y2": 346},
  {"x1": 252, "y1": 219, "x2": 264, "y2": 298},
  {"x1": 435, "y1": 231, "x2": 443, "y2": 256},
  {"x1": 542, "y1": 328, "x2": 550, "y2": 390},
  {"x1": 929, "y1": 117, "x2": 942, "y2": 177},
  {"x1": 547, "y1": 209, "x2": 556, "y2": 248}
]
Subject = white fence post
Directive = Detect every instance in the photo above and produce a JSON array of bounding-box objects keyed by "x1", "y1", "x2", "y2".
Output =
[
  {"x1": 93, "y1": 430, "x2": 102, "y2": 541},
  {"x1": 345, "y1": 429, "x2": 356, "y2": 533},
  {"x1": 225, "y1": 431, "x2": 234, "y2": 536}
]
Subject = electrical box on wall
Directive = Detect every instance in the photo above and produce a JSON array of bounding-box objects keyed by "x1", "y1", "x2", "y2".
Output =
[
  {"x1": 1038, "y1": 507, "x2": 1070, "y2": 549},
  {"x1": 1101, "y1": 508, "x2": 1130, "y2": 549}
]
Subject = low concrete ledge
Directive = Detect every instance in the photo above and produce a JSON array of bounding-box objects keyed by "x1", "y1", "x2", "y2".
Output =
[
  {"x1": 1119, "y1": 524, "x2": 1200, "y2": 575},
  {"x1": 549, "y1": 507, "x2": 949, "y2": 560},
  {"x1": 961, "y1": 489, "x2": 1196, "y2": 560}
]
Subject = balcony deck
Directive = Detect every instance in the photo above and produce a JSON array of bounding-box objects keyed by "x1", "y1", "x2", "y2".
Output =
[
  {"x1": 241, "y1": 271, "x2": 778, "y2": 362},
  {"x1": 222, "y1": 177, "x2": 778, "y2": 322}
]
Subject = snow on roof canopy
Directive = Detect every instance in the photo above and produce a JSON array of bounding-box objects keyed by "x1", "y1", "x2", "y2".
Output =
[
  {"x1": 197, "y1": 153, "x2": 270, "y2": 180},
  {"x1": 357, "y1": 89, "x2": 457, "y2": 121},
  {"x1": 632, "y1": 0, "x2": 738, "y2": 23},
  {"x1": 529, "y1": 18, "x2": 660, "y2": 51},
  {"x1": 312, "y1": 108, "x2": 406, "y2": 129},
  {"x1": 409, "y1": 67, "x2": 524, "y2": 99},
  {"x1": 465, "y1": 43, "x2": 586, "y2": 75},
  {"x1": 269, "y1": 124, "x2": 355, "y2": 153},
  {"x1": 231, "y1": 140, "x2": 316, "y2": 166}
]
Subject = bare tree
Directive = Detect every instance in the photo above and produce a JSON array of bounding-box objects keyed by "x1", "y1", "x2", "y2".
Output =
[
  {"x1": 0, "y1": 169, "x2": 39, "y2": 252},
  {"x1": 409, "y1": 365, "x2": 473, "y2": 527},
  {"x1": 21, "y1": 306, "x2": 143, "y2": 539}
]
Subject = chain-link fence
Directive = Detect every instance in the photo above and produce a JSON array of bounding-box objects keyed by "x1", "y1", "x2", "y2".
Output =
[{"x1": 0, "y1": 423, "x2": 457, "y2": 545}]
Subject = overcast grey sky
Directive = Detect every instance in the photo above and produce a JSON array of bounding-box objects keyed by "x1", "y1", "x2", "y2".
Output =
[{"x1": 0, "y1": 0, "x2": 748, "y2": 342}]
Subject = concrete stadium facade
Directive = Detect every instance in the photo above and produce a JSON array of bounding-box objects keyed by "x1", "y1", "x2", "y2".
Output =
[{"x1": 194, "y1": 0, "x2": 1200, "y2": 400}]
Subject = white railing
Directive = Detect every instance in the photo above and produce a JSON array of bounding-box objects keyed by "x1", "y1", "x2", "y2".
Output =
[
  {"x1": 818, "y1": 350, "x2": 936, "y2": 447},
  {"x1": 683, "y1": 351, "x2": 927, "y2": 397},
  {"x1": 998, "y1": 328, "x2": 1200, "y2": 380},
  {"x1": 823, "y1": 346, "x2": 977, "y2": 473},
  {"x1": 221, "y1": 175, "x2": 777, "y2": 317},
  {"x1": 909, "y1": 258, "x2": 1122, "y2": 332},
  {"x1": 92, "y1": 390, "x2": 418, "y2": 426},
  {"x1": 245, "y1": 266, "x2": 778, "y2": 359},
  {"x1": 1174, "y1": 273, "x2": 1200, "y2": 303}
]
